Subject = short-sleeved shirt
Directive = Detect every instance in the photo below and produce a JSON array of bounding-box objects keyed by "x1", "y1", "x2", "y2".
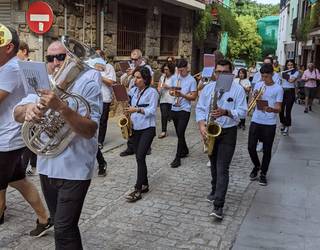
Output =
[
  {"x1": 301, "y1": 69, "x2": 320, "y2": 88},
  {"x1": 282, "y1": 70, "x2": 299, "y2": 89},
  {"x1": 251, "y1": 81, "x2": 284, "y2": 125},
  {"x1": 101, "y1": 63, "x2": 116, "y2": 103},
  {"x1": 171, "y1": 74, "x2": 197, "y2": 112},
  {"x1": 14, "y1": 69, "x2": 103, "y2": 180},
  {"x1": 159, "y1": 74, "x2": 174, "y2": 104},
  {"x1": 0, "y1": 57, "x2": 26, "y2": 152}
]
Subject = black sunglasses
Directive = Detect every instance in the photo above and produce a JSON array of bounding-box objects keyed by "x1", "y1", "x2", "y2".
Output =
[{"x1": 46, "y1": 53, "x2": 66, "y2": 62}]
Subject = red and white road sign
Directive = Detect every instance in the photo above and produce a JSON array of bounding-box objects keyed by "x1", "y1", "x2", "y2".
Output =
[{"x1": 26, "y1": 1, "x2": 54, "y2": 34}]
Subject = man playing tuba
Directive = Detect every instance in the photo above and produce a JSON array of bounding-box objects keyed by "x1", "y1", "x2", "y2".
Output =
[
  {"x1": 14, "y1": 40, "x2": 102, "y2": 249},
  {"x1": 196, "y1": 59, "x2": 247, "y2": 219}
]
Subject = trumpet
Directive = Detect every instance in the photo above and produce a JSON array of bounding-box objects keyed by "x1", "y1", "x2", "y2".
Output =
[
  {"x1": 170, "y1": 75, "x2": 182, "y2": 107},
  {"x1": 247, "y1": 85, "x2": 266, "y2": 115}
]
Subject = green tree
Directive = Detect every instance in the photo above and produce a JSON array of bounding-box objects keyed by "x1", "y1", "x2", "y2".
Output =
[
  {"x1": 228, "y1": 15, "x2": 262, "y2": 64},
  {"x1": 230, "y1": 0, "x2": 279, "y2": 20}
]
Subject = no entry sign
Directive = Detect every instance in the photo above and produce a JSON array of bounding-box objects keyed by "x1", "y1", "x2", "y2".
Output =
[{"x1": 26, "y1": 1, "x2": 54, "y2": 34}]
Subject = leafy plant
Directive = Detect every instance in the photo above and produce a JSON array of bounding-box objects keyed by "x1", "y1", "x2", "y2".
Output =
[
  {"x1": 227, "y1": 15, "x2": 262, "y2": 65},
  {"x1": 194, "y1": 4, "x2": 239, "y2": 41}
]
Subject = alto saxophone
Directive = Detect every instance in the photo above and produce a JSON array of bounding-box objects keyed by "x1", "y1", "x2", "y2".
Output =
[
  {"x1": 204, "y1": 89, "x2": 222, "y2": 156},
  {"x1": 118, "y1": 101, "x2": 132, "y2": 140},
  {"x1": 21, "y1": 37, "x2": 99, "y2": 157}
]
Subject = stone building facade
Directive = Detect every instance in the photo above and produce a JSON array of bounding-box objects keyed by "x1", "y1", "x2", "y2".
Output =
[{"x1": 1, "y1": 0, "x2": 205, "y2": 71}]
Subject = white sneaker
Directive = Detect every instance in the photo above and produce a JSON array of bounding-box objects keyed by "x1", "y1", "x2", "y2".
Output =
[
  {"x1": 256, "y1": 142, "x2": 263, "y2": 152},
  {"x1": 282, "y1": 127, "x2": 289, "y2": 136},
  {"x1": 206, "y1": 160, "x2": 211, "y2": 167}
]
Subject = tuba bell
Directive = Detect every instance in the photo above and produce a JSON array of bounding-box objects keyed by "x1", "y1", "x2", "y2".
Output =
[{"x1": 21, "y1": 37, "x2": 100, "y2": 157}]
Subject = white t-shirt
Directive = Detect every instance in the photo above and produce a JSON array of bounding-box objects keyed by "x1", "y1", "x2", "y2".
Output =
[
  {"x1": 159, "y1": 74, "x2": 174, "y2": 104},
  {"x1": 101, "y1": 63, "x2": 116, "y2": 103},
  {"x1": 282, "y1": 70, "x2": 299, "y2": 89},
  {"x1": 251, "y1": 81, "x2": 284, "y2": 125},
  {"x1": 235, "y1": 78, "x2": 251, "y2": 95},
  {"x1": 0, "y1": 57, "x2": 26, "y2": 151}
]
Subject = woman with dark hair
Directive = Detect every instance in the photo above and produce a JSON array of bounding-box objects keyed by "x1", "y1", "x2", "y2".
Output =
[
  {"x1": 235, "y1": 68, "x2": 251, "y2": 130},
  {"x1": 157, "y1": 63, "x2": 175, "y2": 138},
  {"x1": 124, "y1": 66, "x2": 159, "y2": 202},
  {"x1": 279, "y1": 59, "x2": 299, "y2": 135}
]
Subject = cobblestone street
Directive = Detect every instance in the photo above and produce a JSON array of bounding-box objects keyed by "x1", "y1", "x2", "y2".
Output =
[{"x1": 0, "y1": 111, "x2": 270, "y2": 250}]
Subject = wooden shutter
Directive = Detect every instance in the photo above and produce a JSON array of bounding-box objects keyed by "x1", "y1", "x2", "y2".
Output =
[{"x1": 0, "y1": 0, "x2": 11, "y2": 26}]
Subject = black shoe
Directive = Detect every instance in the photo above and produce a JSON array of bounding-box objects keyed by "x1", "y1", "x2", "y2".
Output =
[
  {"x1": 120, "y1": 150, "x2": 134, "y2": 157},
  {"x1": 206, "y1": 192, "x2": 215, "y2": 203},
  {"x1": 30, "y1": 218, "x2": 53, "y2": 237},
  {"x1": 210, "y1": 206, "x2": 223, "y2": 219},
  {"x1": 309, "y1": 106, "x2": 312, "y2": 111},
  {"x1": 147, "y1": 148, "x2": 152, "y2": 155},
  {"x1": 249, "y1": 167, "x2": 259, "y2": 181},
  {"x1": 259, "y1": 174, "x2": 267, "y2": 186},
  {"x1": 170, "y1": 158, "x2": 181, "y2": 168},
  {"x1": 125, "y1": 190, "x2": 142, "y2": 202},
  {"x1": 304, "y1": 108, "x2": 308, "y2": 113}
]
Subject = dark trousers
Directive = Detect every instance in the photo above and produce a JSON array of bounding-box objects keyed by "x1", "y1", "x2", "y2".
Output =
[
  {"x1": 209, "y1": 126, "x2": 237, "y2": 208},
  {"x1": 248, "y1": 122, "x2": 276, "y2": 175},
  {"x1": 132, "y1": 127, "x2": 155, "y2": 189},
  {"x1": 279, "y1": 88, "x2": 295, "y2": 127},
  {"x1": 171, "y1": 110, "x2": 190, "y2": 158},
  {"x1": 96, "y1": 102, "x2": 110, "y2": 167},
  {"x1": 98, "y1": 102, "x2": 111, "y2": 144},
  {"x1": 39, "y1": 174, "x2": 91, "y2": 250},
  {"x1": 21, "y1": 148, "x2": 37, "y2": 170},
  {"x1": 160, "y1": 103, "x2": 172, "y2": 133}
]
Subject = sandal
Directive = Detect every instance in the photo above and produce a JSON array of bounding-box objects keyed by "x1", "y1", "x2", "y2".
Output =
[
  {"x1": 158, "y1": 132, "x2": 167, "y2": 139},
  {"x1": 125, "y1": 190, "x2": 142, "y2": 202}
]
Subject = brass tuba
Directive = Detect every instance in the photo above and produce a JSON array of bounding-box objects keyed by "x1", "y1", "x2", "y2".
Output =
[
  {"x1": 204, "y1": 89, "x2": 222, "y2": 156},
  {"x1": 21, "y1": 37, "x2": 100, "y2": 157}
]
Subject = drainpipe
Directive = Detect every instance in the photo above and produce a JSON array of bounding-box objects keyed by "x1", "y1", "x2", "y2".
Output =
[{"x1": 101, "y1": 0, "x2": 105, "y2": 50}]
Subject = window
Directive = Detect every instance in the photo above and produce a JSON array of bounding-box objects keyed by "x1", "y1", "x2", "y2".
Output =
[
  {"x1": 117, "y1": 5, "x2": 146, "y2": 56},
  {"x1": 160, "y1": 15, "x2": 180, "y2": 56}
]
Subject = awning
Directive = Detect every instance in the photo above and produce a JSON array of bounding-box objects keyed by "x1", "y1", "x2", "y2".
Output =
[{"x1": 162, "y1": 0, "x2": 206, "y2": 10}]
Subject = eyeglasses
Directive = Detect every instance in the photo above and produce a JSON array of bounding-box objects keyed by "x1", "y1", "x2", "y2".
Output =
[{"x1": 46, "y1": 53, "x2": 67, "y2": 62}]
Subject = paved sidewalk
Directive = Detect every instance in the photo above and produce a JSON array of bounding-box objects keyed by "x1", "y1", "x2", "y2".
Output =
[
  {"x1": 233, "y1": 103, "x2": 320, "y2": 250},
  {"x1": 0, "y1": 107, "x2": 263, "y2": 250}
]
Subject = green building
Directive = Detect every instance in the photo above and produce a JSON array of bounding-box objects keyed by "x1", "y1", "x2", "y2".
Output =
[{"x1": 257, "y1": 16, "x2": 279, "y2": 58}]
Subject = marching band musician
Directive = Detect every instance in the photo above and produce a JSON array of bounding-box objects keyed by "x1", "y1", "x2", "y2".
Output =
[
  {"x1": 124, "y1": 66, "x2": 159, "y2": 202},
  {"x1": 196, "y1": 59, "x2": 247, "y2": 219},
  {"x1": 157, "y1": 62, "x2": 175, "y2": 139},
  {"x1": 14, "y1": 40, "x2": 103, "y2": 249},
  {"x1": 120, "y1": 49, "x2": 153, "y2": 157},
  {"x1": 248, "y1": 63, "x2": 283, "y2": 186},
  {"x1": 279, "y1": 60, "x2": 299, "y2": 136},
  {"x1": 0, "y1": 24, "x2": 50, "y2": 234},
  {"x1": 169, "y1": 59, "x2": 197, "y2": 168}
]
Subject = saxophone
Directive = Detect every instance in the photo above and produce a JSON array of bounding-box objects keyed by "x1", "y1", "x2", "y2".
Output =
[
  {"x1": 118, "y1": 101, "x2": 132, "y2": 140},
  {"x1": 204, "y1": 89, "x2": 222, "y2": 156},
  {"x1": 21, "y1": 37, "x2": 99, "y2": 157}
]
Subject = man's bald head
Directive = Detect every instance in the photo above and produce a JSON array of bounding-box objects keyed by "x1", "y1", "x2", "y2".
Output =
[{"x1": 46, "y1": 40, "x2": 67, "y2": 74}]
